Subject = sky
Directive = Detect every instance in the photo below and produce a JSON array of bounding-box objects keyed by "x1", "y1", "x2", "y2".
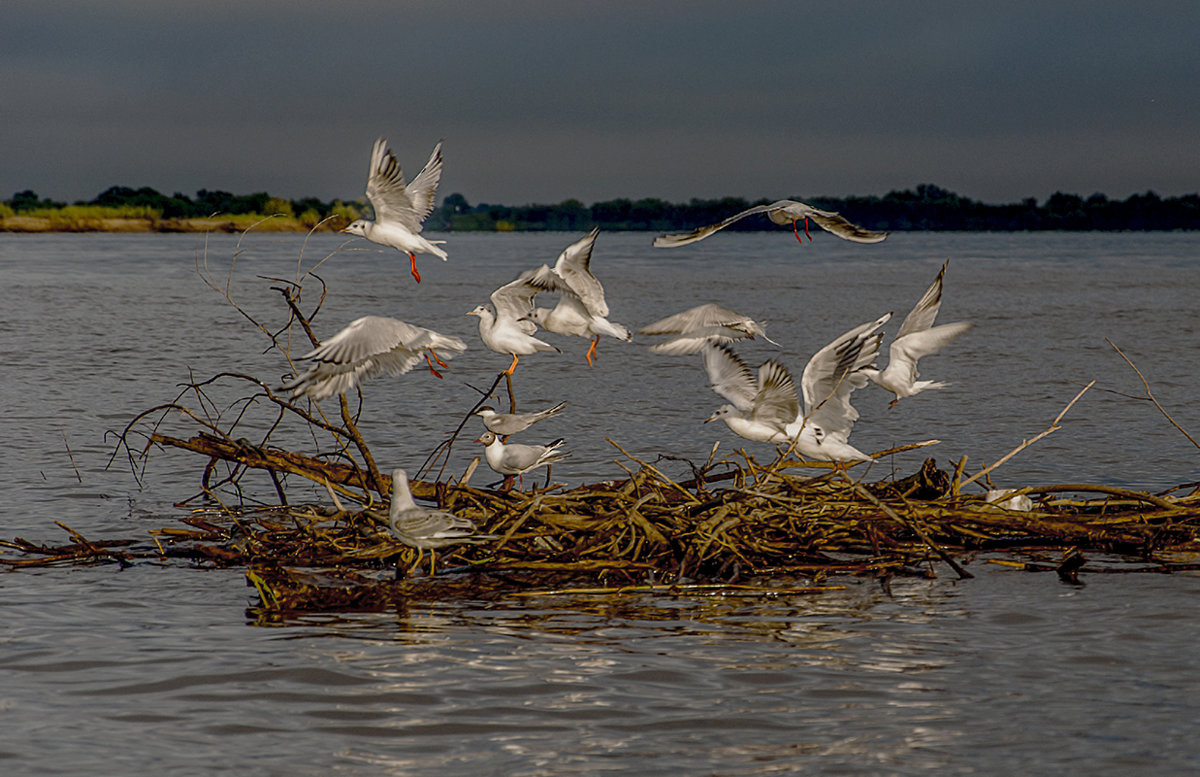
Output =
[{"x1": 3, "y1": 0, "x2": 1198, "y2": 207}]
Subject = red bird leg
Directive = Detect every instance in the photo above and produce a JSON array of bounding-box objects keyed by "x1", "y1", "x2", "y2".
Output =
[
  {"x1": 584, "y1": 336, "x2": 599, "y2": 367},
  {"x1": 409, "y1": 252, "x2": 421, "y2": 283},
  {"x1": 503, "y1": 353, "x2": 519, "y2": 375},
  {"x1": 423, "y1": 352, "x2": 444, "y2": 379},
  {"x1": 804, "y1": 216, "x2": 812, "y2": 240},
  {"x1": 429, "y1": 348, "x2": 450, "y2": 369}
]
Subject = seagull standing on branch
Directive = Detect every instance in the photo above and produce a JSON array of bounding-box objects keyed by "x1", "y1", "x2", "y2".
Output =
[
  {"x1": 653, "y1": 199, "x2": 888, "y2": 248},
  {"x1": 474, "y1": 402, "x2": 568, "y2": 436},
  {"x1": 341, "y1": 137, "x2": 446, "y2": 283},
  {"x1": 860, "y1": 260, "x2": 973, "y2": 408}
]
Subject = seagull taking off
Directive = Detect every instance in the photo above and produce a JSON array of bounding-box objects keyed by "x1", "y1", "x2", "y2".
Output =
[
  {"x1": 701, "y1": 343, "x2": 799, "y2": 444},
  {"x1": 638, "y1": 303, "x2": 781, "y2": 355},
  {"x1": 467, "y1": 270, "x2": 560, "y2": 375},
  {"x1": 475, "y1": 401, "x2": 568, "y2": 436},
  {"x1": 385, "y1": 468, "x2": 491, "y2": 574},
  {"x1": 653, "y1": 199, "x2": 888, "y2": 248},
  {"x1": 341, "y1": 137, "x2": 446, "y2": 283},
  {"x1": 860, "y1": 260, "x2": 973, "y2": 408},
  {"x1": 786, "y1": 313, "x2": 892, "y2": 462},
  {"x1": 524, "y1": 228, "x2": 632, "y2": 366},
  {"x1": 282, "y1": 315, "x2": 467, "y2": 401}
]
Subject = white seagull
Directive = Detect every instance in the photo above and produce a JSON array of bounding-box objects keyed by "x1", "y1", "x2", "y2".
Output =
[
  {"x1": 282, "y1": 315, "x2": 467, "y2": 401},
  {"x1": 474, "y1": 401, "x2": 568, "y2": 436},
  {"x1": 524, "y1": 228, "x2": 632, "y2": 366},
  {"x1": 860, "y1": 260, "x2": 973, "y2": 408},
  {"x1": 653, "y1": 199, "x2": 888, "y2": 248},
  {"x1": 702, "y1": 343, "x2": 799, "y2": 443},
  {"x1": 785, "y1": 313, "x2": 893, "y2": 462},
  {"x1": 341, "y1": 137, "x2": 446, "y2": 283},
  {"x1": 474, "y1": 430, "x2": 569, "y2": 487},
  {"x1": 386, "y1": 467, "x2": 491, "y2": 573},
  {"x1": 638, "y1": 303, "x2": 781, "y2": 355},
  {"x1": 467, "y1": 270, "x2": 560, "y2": 375}
]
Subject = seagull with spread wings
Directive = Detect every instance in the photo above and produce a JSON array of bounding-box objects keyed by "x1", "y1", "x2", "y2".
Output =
[
  {"x1": 524, "y1": 228, "x2": 632, "y2": 366},
  {"x1": 860, "y1": 261, "x2": 973, "y2": 408},
  {"x1": 653, "y1": 199, "x2": 888, "y2": 248},
  {"x1": 341, "y1": 137, "x2": 446, "y2": 283},
  {"x1": 467, "y1": 270, "x2": 560, "y2": 375},
  {"x1": 282, "y1": 315, "x2": 467, "y2": 401},
  {"x1": 701, "y1": 343, "x2": 799, "y2": 443},
  {"x1": 638, "y1": 303, "x2": 781, "y2": 355}
]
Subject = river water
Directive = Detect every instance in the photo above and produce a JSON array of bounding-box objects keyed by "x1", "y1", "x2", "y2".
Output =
[{"x1": 2, "y1": 230, "x2": 1199, "y2": 775}]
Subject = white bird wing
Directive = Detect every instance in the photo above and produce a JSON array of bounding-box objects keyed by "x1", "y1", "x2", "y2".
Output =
[
  {"x1": 888, "y1": 321, "x2": 974, "y2": 383},
  {"x1": 895, "y1": 260, "x2": 948, "y2": 340},
  {"x1": 490, "y1": 270, "x2": 543, "y2": 334},
  {"x1": 364, "y1": 137, "x2": 443, "y2": 232},
  {"x1": 284, "y1": 316, "x2": 465, "y2": 400},
  {"x1": 648, "y1": 325, "x2": 752, "y2": 355},
  {"x1": 750, "y1": 360, "x2": 800, "y2": 428},
  {"x1": 552, "y1": 227, "x2": 608, "y2": 317},
  {"x1": 799, "y1": 313, "x2": 891, "y2": 439},
  {"x1": 652, "y1": 203, "x2": 782, "y2": 248},
  {"x1": 638, "y1": 303, "x2": 760, "y2": 335},
  {"x1": 702, "y1": 343, "x2": 758, "y2": 411}
]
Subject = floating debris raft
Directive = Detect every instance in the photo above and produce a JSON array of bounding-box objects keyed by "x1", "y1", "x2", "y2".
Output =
[{"x1": 7, "y1": 444, "x2": 1200, "y2": 614}]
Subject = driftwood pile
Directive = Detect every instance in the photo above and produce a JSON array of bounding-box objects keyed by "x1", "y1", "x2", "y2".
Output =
[{"x1": 6, "y1": 429, "x2": 1200, "y2": 615}]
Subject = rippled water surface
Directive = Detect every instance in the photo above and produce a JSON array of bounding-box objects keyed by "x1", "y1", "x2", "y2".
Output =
[{"x1": 3, "y1": 231, "x2": 1200, "y2": 775}]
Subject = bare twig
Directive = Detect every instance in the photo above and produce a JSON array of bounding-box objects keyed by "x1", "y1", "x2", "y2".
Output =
[
  {"x1": 1107, "y1": 339, "x2": 1200, "y2": 451},
  {"x1": 960, "y1": 381, "x2": 1095, "y2": 490}
]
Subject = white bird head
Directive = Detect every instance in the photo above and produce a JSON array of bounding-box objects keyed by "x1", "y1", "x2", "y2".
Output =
[
  {"x1": 705, "y1": 405, "x2": 737, "y2": 424},
  {"x1": 475, "y1": 431, "x2": 498, "y2": 445},
  {"x1": 466, "y1": 305, "x2": 489, "y2": 318},
  {"x1": 340, "y1": 219, "x2": 370, "y2": 236}
]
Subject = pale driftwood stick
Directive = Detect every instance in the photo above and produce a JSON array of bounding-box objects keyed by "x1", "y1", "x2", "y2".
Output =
[
  {"x1": 951, "y1": 455, "x2": 968, "y2": 498},
  {"x1": 840, "y1": 472, "x2": 974, "y2": 580},
  {"x1": 960, "y1": 381, "x2": 1095, "y2": 490},
  {"x1": 1002, "y1": 483, "x2": 1181, "y2": 512},
  {"x1": 1107, "y1": 338, "x2": 1200, "y2": 451}
]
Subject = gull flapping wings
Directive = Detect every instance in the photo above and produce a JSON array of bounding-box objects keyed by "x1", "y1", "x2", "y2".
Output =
[
  {"x1": 638, "y1": 303, "x2": 780, "y2": 355},
  {"x1": 653, "y1": 199, "x2": 888, "y2": 248},
  {"x1": 365, "y1": 137, "x2": 444, "y2": 232},
  {"x1": 795, "y1": 312, "x2": 892, "y2": 443},
  {"x1": 702, "y1": 343, "x2": 799, "y2": 435},
  {"x1": 490, "y1": 269, "x2": 544, "y2": 336},
  {"x1": 864, "y1": 260, "x2": 973, "y2": 404},
  {"x1": 282, "y1": 315, "x2": 466, "y2": 401}
]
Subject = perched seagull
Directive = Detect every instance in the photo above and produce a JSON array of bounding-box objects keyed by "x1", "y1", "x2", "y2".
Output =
[
  {"x1": 860, "y1": 261, "x2": 973, "y2": 408},
  {"x1": 386, "y1": 467, "x2": 491, "y2": 574},
  {"x1": 524, "y1": 228, "x2": 632, "y2": 366},
  {"x1": 653, "y1": 199, "x2": 888, "y2": 248},
  {"x1": 467, "y1": 270, "x2": 560, "y2": 375},
  {"x1": 785, "y1": 313, "x2": 892, "y2": 462},
  {"x1": 475, "y1": 430, "x2": 569, "y2": 487},
  {"x1": 341, "y1": 137, "x2": 446, "y2": 283},
  {"x1": 475, "y1": 401, "x2": 568, "y2": 436},
  {"x1": 281, "y1": 315, "x2": 467, "y2": 401},
  {"x1": 638, "y1": 303, "x2": 781, "y2": 355},
  {"x1": 702, "y1": 343, "x2": 799, "y2": 443}
]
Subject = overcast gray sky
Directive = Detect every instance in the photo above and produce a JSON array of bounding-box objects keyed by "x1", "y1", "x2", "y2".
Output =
[{"x1": 3, "y1": 0, "x2": 1197, "y2": 206}]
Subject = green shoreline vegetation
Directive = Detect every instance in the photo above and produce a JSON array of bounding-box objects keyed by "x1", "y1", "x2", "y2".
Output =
[{"x1": 2, "y1": 183, "x2": 1196, "y2": 233}]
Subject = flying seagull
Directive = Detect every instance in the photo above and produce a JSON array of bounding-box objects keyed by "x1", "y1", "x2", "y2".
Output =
[
  {"x1": 341, "y1": 137, "x2": 446, "y2": 283},
  {"x1": 653, "y1": 199, "x2": 888, "y2": 248}
]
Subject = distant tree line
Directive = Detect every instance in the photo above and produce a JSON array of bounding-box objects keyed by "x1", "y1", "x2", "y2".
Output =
[{"x1": 5, "y1": 183, "x2": 1196, "y2": 231}]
